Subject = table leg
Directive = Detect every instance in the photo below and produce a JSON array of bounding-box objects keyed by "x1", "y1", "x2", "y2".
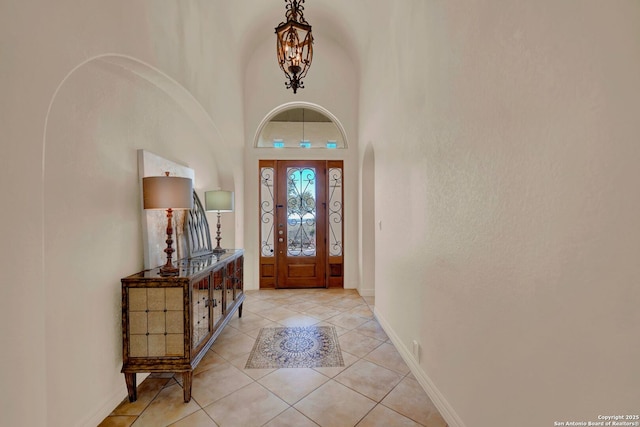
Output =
[
  {"x1": 182, "y1": 372, "x2": 192, "y2": 402},
  {"x1": 124, "y1": 373, "x2": 137, "y2": 402}
]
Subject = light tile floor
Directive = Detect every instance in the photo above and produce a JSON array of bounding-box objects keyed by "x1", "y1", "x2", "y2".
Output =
[{"x1": 99, "y1": 289, "x2": 448, "y2": 427}]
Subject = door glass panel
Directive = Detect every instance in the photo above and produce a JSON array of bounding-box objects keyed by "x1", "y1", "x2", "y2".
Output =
[
  {"x1": 260, "y1": 167, "x2": 275, "y2": 257},
  {"x1": 287, "y1": 167, "x2": 316, "y2": 257},
  {"x1": 328, "y1": 167, "x2": 343, "y2": 256}
]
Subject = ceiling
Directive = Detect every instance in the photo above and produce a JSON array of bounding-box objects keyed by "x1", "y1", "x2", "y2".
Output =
[{"x1": 223, "y1": 0, "x2": 367, "y2": 79}]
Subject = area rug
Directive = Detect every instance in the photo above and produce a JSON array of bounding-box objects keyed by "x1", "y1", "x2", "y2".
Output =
[{"x1": 245, "y1": 326, "x2": 344, "y2": 369}]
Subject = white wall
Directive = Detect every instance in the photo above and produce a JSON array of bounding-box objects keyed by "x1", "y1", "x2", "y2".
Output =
[
  {"x1": 0, "y1": 2, "x2": 240, "y2": 426},
  {"x1": 359, "y1": 1, "x2": 640, "y2": 426},
  {"x1": 0, "y1": 2, "x2": 155, "y2": 426}
]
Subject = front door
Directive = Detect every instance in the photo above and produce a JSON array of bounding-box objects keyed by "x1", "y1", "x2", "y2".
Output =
[
  {"x1": 276, "y1": 160, "x2": 326, "y2": 288},
  {"x1": 259, "y1": 160, "x2": 344, "y2": 289}
]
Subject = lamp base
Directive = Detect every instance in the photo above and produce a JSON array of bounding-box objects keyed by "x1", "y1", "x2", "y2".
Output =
[
  {"x1": 159, "y1": 207, "x2": 180, "y2": 276},
  {"x1": 212, "y1": 211, "x2": 226, "y2": 256},
  {"x1": 159, "y1": 265, "x2": 180, "y2": 276}
]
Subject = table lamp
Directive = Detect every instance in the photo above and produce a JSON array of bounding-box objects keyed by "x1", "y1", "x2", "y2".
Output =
[
  {"x1": 143, "y1": 172, "x2": 193, "y2": 275},
  {"x1": 205, "y1": 190, "x2": 234, "y2": 255}
]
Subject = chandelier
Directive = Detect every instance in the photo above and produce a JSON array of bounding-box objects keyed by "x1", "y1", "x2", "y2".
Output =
[{"x1": 275, "y1": 0, "x2": 313, "y2": 94}]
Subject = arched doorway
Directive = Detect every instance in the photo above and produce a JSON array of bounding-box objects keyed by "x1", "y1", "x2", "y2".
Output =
[{"x1": 255, "y1": 103, "x2": 346, "y2": 288}]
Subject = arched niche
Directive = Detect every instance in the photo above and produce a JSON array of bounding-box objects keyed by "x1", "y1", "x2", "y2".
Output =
[
  {"x1": 253, "y1": 102, "x2": 348, "y2": 149},
  {"x1": 40, "y1": 54, "x2": 234, "y2": 425}
]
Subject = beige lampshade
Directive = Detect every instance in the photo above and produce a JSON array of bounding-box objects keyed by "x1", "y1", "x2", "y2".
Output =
[
  {"x1": 143, "y1": 176, "x2": 193, "y2": 210},
  {"x1": 205, "y1": 190, "x2": 234, "y2": 212}
]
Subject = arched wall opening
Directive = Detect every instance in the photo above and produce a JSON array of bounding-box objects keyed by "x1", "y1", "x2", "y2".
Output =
[
  {"x1": 361, "y1": 142, "x2": 376, "y2": 296},
  {"x1": 241, "y1": 14, "x2": 361, "y2": 292},
  {"x1": 253, "y1": 101, "x2": 349, "y2": 149},
  {"x1": 243, "y1": 104, "x2": 360, "y2": 292},
  {"x1": 41, "y1": 54, "x2": 233, "y2": 426}
]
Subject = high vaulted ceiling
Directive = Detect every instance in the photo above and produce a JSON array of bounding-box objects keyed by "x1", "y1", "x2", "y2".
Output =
[{"x1": 224, "y1": 0, "x2": 366, "y2": 78}]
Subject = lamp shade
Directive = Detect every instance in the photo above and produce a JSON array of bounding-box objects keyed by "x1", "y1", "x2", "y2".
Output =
[
  {"x1": 143, "y1": 176, "x2": 193, "y2": 210},
  {"x1": 205, "y1": 190, "x2": 234, "y2": 212}
]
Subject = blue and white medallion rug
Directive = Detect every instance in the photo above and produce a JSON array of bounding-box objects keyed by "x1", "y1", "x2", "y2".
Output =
[{"x1": 245, "y1": 326, "x2": 344, "y2": 369}]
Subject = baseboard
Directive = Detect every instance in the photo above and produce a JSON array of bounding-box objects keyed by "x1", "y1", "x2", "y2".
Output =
[
  {"x1": 76, "y1": 373, "x2": 149, "y2": 427},
  {"x1": 358, "y1": 287, "x2": 375, "y2": 297},
  {"x1": 374, "y1": 308, "x2": 467, "y2": 427}
]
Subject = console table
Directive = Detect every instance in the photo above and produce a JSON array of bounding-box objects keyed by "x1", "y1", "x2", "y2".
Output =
[{"x1": 120, "y1": 249, "x2": 244, "y2": 403}]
